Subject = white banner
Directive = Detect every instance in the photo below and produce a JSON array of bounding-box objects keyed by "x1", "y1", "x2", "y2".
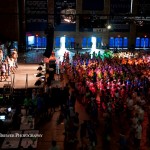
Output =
[{"x1": 93, "y1": 28, "x2": 107, "y2": 32}]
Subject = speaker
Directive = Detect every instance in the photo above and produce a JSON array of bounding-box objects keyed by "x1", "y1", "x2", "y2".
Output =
[
  {"x1": 43, "y1": 25, "x2": 54, "y2": 58},
  {"x1": 34, "y1": 79, "x2": 42, "y2": 86}
]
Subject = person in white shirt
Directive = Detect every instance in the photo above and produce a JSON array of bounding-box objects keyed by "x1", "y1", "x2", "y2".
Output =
[
  {"x1": 138, "y1": 107, "x2": 144, "y2": 122},
  {"x1": 0, "y1": 49, "x2": 3, "y2": 62},
  {"x1": 55, "y1": 57, "x2": 60, "y2": 75},
  {"x1": 0, "y1": 62, "x2": 7, "y2": 81},
  {"x1": 7, "y1": 56, "x2": 15, "y2": 73},
  {"x1": 11, "y1": 49, "x2": 18, "y2": 68},
  {"x1": 134, "y1": 121, "x2": 142, "y2": 150}
]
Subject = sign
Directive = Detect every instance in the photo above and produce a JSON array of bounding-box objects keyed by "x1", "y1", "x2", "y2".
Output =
[
  {"x1": 93, "y1": 28, "x2": 107, "y2": 32},
  {"x1": 79, "y1": 28, "x2": 93, "y2": 32},
  {"x1": 111, "y1": 24, "x2": 130, "y2": 32},
  {"x1": 25, "y1": 0, "x2": 48, "y2": 31}
]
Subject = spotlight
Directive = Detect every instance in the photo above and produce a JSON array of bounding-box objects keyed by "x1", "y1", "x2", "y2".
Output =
[{"x1": 107, "y1": 25, "x2": 112, "y2": 29}]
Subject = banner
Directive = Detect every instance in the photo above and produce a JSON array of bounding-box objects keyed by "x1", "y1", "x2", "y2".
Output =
[
  {"x1": 109, "y1": 16, "x2": 130, "y2": 32},
  {"x1": 111, "y1": 24, "x2": 130, "y2": 32},
  {"x1": 25, "y1": 0, "x2": 48, "y2": 31},
  {"x1": 93, "y1": 28, "x2": 107, "y2": 32}
]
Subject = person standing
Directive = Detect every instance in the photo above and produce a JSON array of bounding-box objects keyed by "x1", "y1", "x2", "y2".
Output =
[
  {"x1": 0, "y1": 62, "x2": 7, "y2": 81},
  {"x1": 0, "y1": 49, "x2": 3, "y2": 62},
  {"x1": 55, "y1": 57, "x2": 60, "y2": 78},
  {"x1": 11, "y1": 49, "x2": 18, "y2": 68},
  {"x1": 49, "y1": 140, "x2": 60, "y2": 150},
  {"x1": 134, "y1": 121, "x2": 142, "y2": 150}
]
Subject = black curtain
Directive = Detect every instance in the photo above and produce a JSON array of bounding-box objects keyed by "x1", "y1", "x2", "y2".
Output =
[{"x1": 43, "y1": 24, "x2": 54, "y2": 58}]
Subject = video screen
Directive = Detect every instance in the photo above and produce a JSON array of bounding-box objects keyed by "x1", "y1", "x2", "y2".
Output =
[{"x1": 28, "y1": 36, "x2": 35, "y2": 45}]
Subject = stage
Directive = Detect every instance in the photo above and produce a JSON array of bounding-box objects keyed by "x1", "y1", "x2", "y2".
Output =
[{"x1": 0, "y1": 64, "x2": 42, "y2": 89}]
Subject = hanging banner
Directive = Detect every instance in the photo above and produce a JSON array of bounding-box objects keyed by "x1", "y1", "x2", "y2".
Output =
[
  {"x1": 111, "y1": 24, "x2": 130, "y2": 32},
  {"x1": 93, "y1": 28, "x2": 107, "y2": 32},
  {"x1": 25, "y1": 0, "x2": 48, "y2": 31}
]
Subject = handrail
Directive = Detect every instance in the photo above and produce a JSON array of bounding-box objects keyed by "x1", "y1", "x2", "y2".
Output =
[
  {"x1": 10, "y1": 74, "x2": 13, "y2": 93},
  {"x1": 25, "y1": 74, "x2": 28, "y2": 90}
]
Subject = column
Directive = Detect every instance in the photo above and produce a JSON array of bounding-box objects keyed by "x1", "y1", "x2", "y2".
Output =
[
  {"x1": 75, "y1": 0, "x2": 82, "y2": 49},
  {"x1": 129, "y1": 0, "x2": 137, "y2": 49},
  {"x1": 104, "y1": 0, "x2": 110, "y2": 46},
  {"x1": 47, "y1": 0, "x2": 54, "y2": 25},
  {"x1": 18, "y1": 0, "x2": 26, "y2": 49}
]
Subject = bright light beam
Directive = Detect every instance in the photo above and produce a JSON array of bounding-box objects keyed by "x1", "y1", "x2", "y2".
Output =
[
  {"x1": 90, "y1": 37, "x2": 100, "y2": 58},
  {"x1": 56, "y1": 36, "x2": 68, "y2": 62},
  {"x1": 60, "y1": 36, "x2": 66, "y2": 49},
  {"x1": 130, "y1": 0, "x2": 133, "y2": 14},
  {"x1": 91, "y1": 37, "x2": 96, "y2": 50}
]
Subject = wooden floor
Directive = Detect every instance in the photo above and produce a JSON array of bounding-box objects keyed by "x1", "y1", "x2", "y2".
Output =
[
  {"x1": 0, "y1": 64, "x2": 41, "y2": 89},
  {"x1": 37, "y1": 100, "x2": 91, "y2": 150}
]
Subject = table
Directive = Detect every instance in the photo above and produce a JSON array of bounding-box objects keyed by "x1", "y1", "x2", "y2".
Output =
[
  {"x1": 1, "y1": 130, "x2": 22, "y2": 149},
  {"x1": 0, "y1": 109, "x2": 16, "y2": 125},
  {"x1": 20, "y1": 116, "x2": 35, "y2": 130},
  {"x1": 20, "y1": 130, "x2": 39, "y2": 149}
]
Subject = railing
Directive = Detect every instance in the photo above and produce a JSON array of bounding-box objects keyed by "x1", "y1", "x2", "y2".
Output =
[{"x1": 25, "y1": 74, "x2": 28, "y2": 90}]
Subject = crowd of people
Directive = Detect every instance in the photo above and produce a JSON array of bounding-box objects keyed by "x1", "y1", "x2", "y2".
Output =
[
  {"x1": 60, "y1": 50, "x2": 150, "y2": 149},
  {"x1": 3, "y1": 48, "x2": 149, "y2": 150},
  {"x1": 0, "y1": 48, "x2": 18, "y2": 82}
]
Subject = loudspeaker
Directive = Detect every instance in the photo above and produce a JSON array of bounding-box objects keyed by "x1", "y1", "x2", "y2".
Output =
[
  {"x1": 37, "y1": 66, "x2": 42, "y2": 71},
  {"x1": 34, "y1": 79, "x2": 42, "y2": 86},
  {"x1": 43, "y1": 25, "x2": 54, "y2": 58},
  {"x1": 36, "y1": 72, "x2": 43, "y2": 77}
]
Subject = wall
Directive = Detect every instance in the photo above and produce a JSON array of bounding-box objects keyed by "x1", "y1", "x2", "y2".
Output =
[
  {"x1": 50, "y1": 0, "x2": 132, "y2": 48},
  {"x1": 0, "y1": 0, "x2": 146, "y2": 50},
  {"x1": 0, "y1": 0, "x2": 19, "y2": 41}
]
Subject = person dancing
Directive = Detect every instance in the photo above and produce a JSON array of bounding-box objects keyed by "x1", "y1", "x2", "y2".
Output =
[
  {"x1": 11, "y1": 49, "x2": 18, "y2": 68},
  {"x1": 0, "y1": 62, "x2": 7, "y2": 81},
  {"x1": 7, "y1": 56, "x2": 15, "y2": 74},
  {"x1": 0, "y1": 49, "x2": 3, "y2": 63}
]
